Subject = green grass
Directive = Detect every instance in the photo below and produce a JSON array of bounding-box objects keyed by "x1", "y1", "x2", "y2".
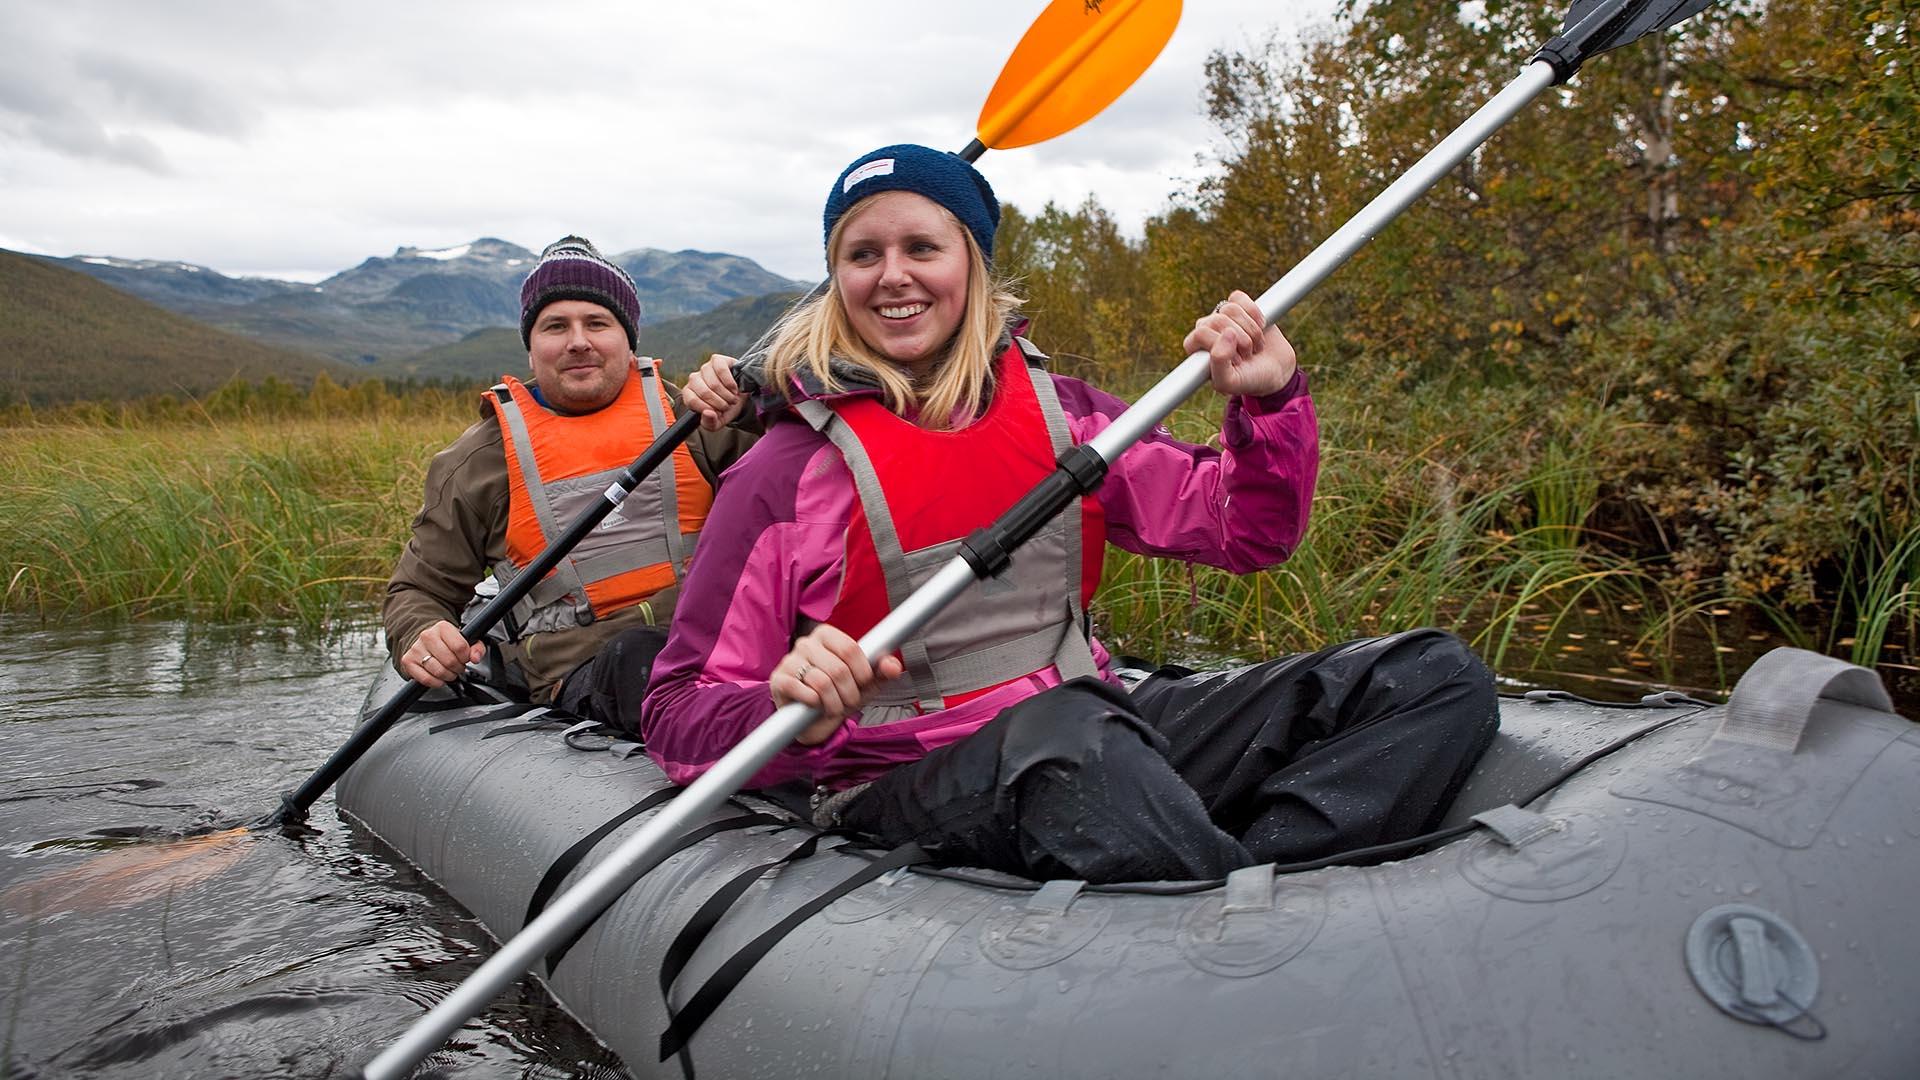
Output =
[
  {"x1": 1, "y1": 412, "x2": 467, "y2": 626},
  {"x1": 1094, "y1": 409, "x2": 1669, "y2": 677},
  {"x1": 5, "y1": 377, "x2": 1912, "y2": 706}
]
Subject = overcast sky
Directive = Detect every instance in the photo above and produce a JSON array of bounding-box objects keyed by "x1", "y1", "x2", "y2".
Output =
[{"x1": 0, "y1": 1, "x2": 1338, "y2": 283}]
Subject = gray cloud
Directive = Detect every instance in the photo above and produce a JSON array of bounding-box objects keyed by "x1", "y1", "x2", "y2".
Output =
[
  {"x1": 0, "y1": 0, "x2": 1332, "y2": 279},
  {"x1": 71, "y1": 50, "x2": 259, "y2": 137},
  {"x1": 0, "y1": 61, "x2": 173, "y2": 172}
]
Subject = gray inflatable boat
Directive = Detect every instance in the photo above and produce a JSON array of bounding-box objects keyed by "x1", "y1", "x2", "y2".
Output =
[{"x1": 338, "y1": 647, "x2": 1920, "y2": 1078}]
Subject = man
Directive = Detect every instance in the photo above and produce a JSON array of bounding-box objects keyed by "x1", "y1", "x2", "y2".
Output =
[{"x1": 384, "y1": 235, "x2": 754, "y2": 733}]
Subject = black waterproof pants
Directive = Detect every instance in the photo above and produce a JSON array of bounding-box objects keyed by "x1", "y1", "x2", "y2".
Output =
[
  {"x1": 838, "y1": 628, "x2": 1500, "y2": 883},
  {"x1": 551, "y1": 626, "x2": 668, "y2": 738}
]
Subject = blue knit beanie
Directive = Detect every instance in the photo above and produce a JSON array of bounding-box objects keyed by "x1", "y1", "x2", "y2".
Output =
[
  {"x1": 822, "y1": 144, "x2": 1000, "y2": 265},
  {"x1": 519, "y1": 236, "x2": 642, "y2": 350}
]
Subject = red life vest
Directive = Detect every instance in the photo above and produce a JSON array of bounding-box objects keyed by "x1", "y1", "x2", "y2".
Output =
[
  {"x1": 484, "y1": 358, "x2": 711, "y2": 634},
  {"x1": 800, "y1": 338, "x2": 1104, "y2": 715}
]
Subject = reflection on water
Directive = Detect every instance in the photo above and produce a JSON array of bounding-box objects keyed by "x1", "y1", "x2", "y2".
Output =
[
  {"x1": 1458, "y1": 602, "x2": 1919, "y2": 715},
  {"x1": 0, "y1": 618, "x2": 622, "y2": 1079}
]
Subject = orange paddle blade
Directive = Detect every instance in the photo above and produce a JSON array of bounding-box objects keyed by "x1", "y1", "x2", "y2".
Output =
[
  {"x1": 977, "y1": 0, "x2": 1182, "y2": 151},
  {"x1": 1, "y1": 827, "x2": 255, "y2": 916}
]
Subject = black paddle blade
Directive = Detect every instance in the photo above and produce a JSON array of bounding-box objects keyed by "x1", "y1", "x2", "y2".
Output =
[{"x1": 1533, "y1": 0, "x2": 1719, "y2": 82}]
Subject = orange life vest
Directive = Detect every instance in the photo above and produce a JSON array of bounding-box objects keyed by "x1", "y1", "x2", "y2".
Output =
[{"x1": 484, "y1": 358, "x2": 710, "y2": 634}]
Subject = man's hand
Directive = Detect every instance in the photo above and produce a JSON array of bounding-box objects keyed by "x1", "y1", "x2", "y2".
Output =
[{"x1": 400, "y1": 620, "x2": 486, "y2": 688}]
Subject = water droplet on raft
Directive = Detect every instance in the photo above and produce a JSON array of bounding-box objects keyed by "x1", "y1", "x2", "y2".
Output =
[
  {"x1": 1739, "y1": 882, "x2": 1760, "y2": 895},
  {"x1": 1058, "y1": 979, "x2": 1073, "y2": 993}
]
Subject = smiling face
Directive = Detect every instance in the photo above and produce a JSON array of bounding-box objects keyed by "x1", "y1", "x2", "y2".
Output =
[
  {"x1": 833, "y1": 191, "x2": 971, "y2": 371},
  {"x1": 526, "y1": 299, "x2": 632, "y2": 414}
]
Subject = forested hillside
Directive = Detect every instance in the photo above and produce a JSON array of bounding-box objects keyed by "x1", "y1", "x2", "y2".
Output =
[{"x1": 0, "y1": 250, "x2": 348, "y2": 406}]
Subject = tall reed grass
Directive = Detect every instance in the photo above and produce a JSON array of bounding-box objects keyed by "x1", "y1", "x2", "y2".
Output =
[
  {"x1": 5, "y1": 375, "x2": 1912, "y2": 705},
  {"x1": 1, "y1": 412, "x2": 467, "y2": 626},
  {"x1": 1095, "y1": 412, "x2": 1669, "y2": 678},
  {"x1": 1083, "y1": 372, "x2": 1838, "y2": 698}
]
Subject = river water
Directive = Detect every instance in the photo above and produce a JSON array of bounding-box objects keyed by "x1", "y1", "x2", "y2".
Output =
[
  {"x1": 3, "y1": 615, "x2": 1913, "y2": 1079},
  {"x1": 0, "y1": 618, "x2": 621, "y2": 1079}
]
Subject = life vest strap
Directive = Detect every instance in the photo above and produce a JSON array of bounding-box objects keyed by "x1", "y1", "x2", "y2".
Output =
[
  {"x1": 637, "y1": 358, "x2": 691, "y2": 574},
  {"x1": 492, "y1": 385, "x2": 596, "y2": 619},
  {"x1": 796, "y1": 397, "x2": 945, "y2": 709}
]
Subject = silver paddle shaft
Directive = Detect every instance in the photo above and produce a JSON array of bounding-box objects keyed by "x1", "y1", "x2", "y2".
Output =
[
  {"x1": 365, "y1": 59, "x2": 1559, "y2": 1080},
  {"x1": 1089, "y1": 61, "x2": 1558, "y2": 459},
  {"x1": 362, "y1": 560, "x2": 977, "y2": 1080}
]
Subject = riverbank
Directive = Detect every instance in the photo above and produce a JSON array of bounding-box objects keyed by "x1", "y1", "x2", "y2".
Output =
[
  {"x1": 1, "y1": 395, "x2": 468, "y2": 625},
  {"x1": 3, "y1": 384, "x2": 1912, "y2": 708}
]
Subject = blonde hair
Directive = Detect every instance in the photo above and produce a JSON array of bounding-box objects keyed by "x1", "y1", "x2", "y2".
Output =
[{"x1": 763, "y1": 201, "x2": 1022, "y2": 430}]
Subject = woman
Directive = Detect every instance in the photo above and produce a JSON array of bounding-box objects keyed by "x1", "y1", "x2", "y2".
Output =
[{"x1": 646, "y1": 144, "x2": 1497, "y2": 883}]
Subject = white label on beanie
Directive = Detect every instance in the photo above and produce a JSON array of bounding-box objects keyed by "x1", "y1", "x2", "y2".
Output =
[{"x1": 844, "y1": 158, "x2": 895, "y2": 192}]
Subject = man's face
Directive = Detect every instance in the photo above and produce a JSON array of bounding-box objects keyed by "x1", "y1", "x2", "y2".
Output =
[{"x1": 526, "y1": 300, "x2": 631, "y2": 414}]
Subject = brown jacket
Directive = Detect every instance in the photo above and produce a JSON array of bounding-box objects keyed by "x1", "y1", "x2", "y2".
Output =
[{"x1": 383, "y1": 384, "x2": 756, "y2": 700}]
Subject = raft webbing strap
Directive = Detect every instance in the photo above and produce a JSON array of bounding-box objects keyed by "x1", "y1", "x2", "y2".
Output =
[
  {"x1": 408, "y1": 679, "x2": 520, "y2": 713},
  {"x1": 525, "y1": 787, "x2": 681, "y2": 930},
  {"x1": 542, "y1": 809, "x2": 793, "y2": 977},
  {"x1": 1471, "y1": 804, "x2": 1558, "y2": 849},
  {"x1": 426, "y1": 703, "x2": 546, "y2": 733},
  {"x1": 655, "y1": 829, "x2": 838, "y2": 1080},
  {"x1": 481, "y1": 713, "x2": 565, "y2": 738},
  {"x1": 658, "y1": 841, "x2": 930, "y2": 1062}
]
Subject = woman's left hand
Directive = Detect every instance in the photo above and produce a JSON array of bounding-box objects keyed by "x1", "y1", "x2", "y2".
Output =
[
  {"x1": 682, "y1": 353, "x2": 747, "y2": 432},
  {"x1": 1185, "y1": 290, "x2": 1297, "y2": 398}
]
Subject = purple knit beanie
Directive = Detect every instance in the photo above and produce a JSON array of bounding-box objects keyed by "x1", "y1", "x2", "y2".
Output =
[{"x1": 518, "y1": 236, "x2": 642, "y2": 349}]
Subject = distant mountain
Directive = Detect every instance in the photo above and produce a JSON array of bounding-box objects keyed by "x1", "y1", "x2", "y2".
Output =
[
  {"x1": 41, "y1": 239, "x2": 812, "y2": 368},
  {"x1": 642, "y1": 291, "x2": 808, "y2": 369},
  {"x1": 397, "y1": 290, "x2": 808, "y2": 389},
  {"x1": 0, "y1": 249, "x2": 351, "y2": 406},
  {"x1": 37, "y1": 254, "x2": 308, "y2": 319}
]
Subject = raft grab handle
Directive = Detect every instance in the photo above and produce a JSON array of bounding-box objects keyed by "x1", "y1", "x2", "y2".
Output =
[{"x1": 1717, "y1": 647, "x2": 1893, "y2": 754}]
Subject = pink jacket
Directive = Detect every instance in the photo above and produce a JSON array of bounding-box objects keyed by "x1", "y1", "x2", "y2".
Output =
[{"x1": 639, "y1": 362, "x2": 1319, "y2": 791}]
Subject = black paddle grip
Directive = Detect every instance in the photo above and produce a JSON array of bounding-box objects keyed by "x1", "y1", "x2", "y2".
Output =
[{"x1": 960, "y1": 444, "x2": 1108, "y2": 578}]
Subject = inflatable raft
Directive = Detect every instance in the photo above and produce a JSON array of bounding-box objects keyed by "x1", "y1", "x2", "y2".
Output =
[{"x1": 337, "y1": 647, "x2": 1920, "y2": 1078}]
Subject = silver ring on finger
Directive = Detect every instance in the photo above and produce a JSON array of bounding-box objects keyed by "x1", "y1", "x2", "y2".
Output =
[
  {"x1": 1215, "y1": 300, "x2": 1230, "y2": 314},
  {"x1": 794, "y1": 662, "x2": 813, "y2": 683}
]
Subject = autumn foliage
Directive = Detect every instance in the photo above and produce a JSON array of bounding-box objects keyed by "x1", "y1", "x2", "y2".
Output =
[{"x1": 1000, "y1": 0, "x2": 1917, "y2": 643}]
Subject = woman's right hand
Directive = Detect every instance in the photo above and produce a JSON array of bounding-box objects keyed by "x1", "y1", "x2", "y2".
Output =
[
  {"x1": 770, "y1": 624, "x2": 906, "y2": 744},
  {"x1": 682, "y1": 354, "x2": 746, "y2": 432}
]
